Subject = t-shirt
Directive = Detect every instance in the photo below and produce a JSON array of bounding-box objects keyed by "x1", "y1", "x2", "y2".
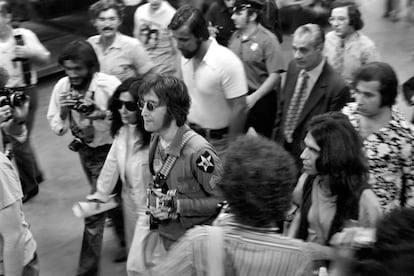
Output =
[{"x1": 134, "y1": 1, "x2": 179, "y2": 75}]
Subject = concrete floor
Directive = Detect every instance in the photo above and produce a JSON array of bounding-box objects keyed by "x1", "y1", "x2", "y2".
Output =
[{"x1": 20, "y1": 0, "x2": 414, "y2": 275}]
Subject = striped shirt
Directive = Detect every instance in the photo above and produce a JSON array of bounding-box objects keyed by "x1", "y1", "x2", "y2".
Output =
[{"x1": 151, "y1": 222, "x2": 315, "y2": 276}]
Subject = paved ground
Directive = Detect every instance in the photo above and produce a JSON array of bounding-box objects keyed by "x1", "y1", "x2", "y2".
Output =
[{"x1": 19, "y1": 0, "x2": 414, "y2": 275}]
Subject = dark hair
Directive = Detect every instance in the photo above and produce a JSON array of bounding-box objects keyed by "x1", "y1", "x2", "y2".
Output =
[
  {"x1": 332, "y1": 1, "x2": 364, "y2": 31},
  {"x1": 108, "y1": 77, "x2": 151, "y2": 147},
  {"x1": 219, "y1": 135, "x2": 297, "y2": 227},
  {"x1": 353, "y1": 62, "x2": 398, "y2": 107},
  {"x1": 168, "y1": 5, "x2": 209, "y2": 41},
  {"x1": 352, "y1": 208, "x2": 414, "y2": 276},
  {"x1": 89, "y1": 0, "x2": 125, "y2": 21},
  {"x1": 138, "y1": 75, "x2": 191, "y2": 127},
  {"x1": 58, "y1": 40, "x2": 100, "y2": 73},
  {"x1": 307, "y1": 112, "x2": 369, "y2": 239}
]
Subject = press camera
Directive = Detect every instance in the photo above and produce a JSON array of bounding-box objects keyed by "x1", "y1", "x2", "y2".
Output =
[{"x1": 0, "y1": 88, "x2": 27, "y2": 108}]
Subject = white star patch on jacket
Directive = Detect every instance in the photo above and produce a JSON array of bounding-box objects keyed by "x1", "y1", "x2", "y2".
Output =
[{"x1": 196, "y1": 151, "x2": 215, "y2": 173}]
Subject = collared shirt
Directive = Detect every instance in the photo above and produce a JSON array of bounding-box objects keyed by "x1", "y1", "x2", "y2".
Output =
[
  {"x1": 229, "y1": 24, "x2": 284, "y2": 90},
  {"x1": 0, "y1": 153, "x2": 36, "y2": 274},
  {"x1": 134, "y1": 1, "x2": 179, "y2": 75},
  {"x1": 342, "y1": 103, "x2": 414, "y2": 212},
  {"x1": 181, "y1": 38, "x2": 248, "y2": 129},
  {"x1": 300, "y1": 58, "x2": 326, "y2": 101},
  {"x1": 88, "y1": 32, "x2": 154, "y2": 81},
  {"x1": 324, "y1": 31, "x2": 379, "y2": 85},
  {"x1": 0, "y1": 28, "x2": 50, "y2": 87},
  {"x1": 47, "y1": 72, "x2": 121, "y2": 148},
  {"x1": 150, "y1": 221, "x2": 315, "y2": 276}
]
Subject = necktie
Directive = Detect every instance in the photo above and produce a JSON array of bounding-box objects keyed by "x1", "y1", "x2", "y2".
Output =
[
  {"x1": 332, "y1": 38, "x2": 345, "y2": 74},
  {"x1": 284, "y1": 71, "x2": 309, "y2": 143}
]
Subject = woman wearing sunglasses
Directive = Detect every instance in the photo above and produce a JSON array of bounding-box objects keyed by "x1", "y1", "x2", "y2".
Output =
[{"x1": 87, "y1": 77, "x2": 152, "y2": 250}]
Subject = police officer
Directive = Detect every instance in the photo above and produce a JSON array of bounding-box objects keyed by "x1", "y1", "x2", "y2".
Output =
[
  {"x1": 229, "y1": 0, "x2": 284, "y2": 138},
  {"x1": 139, "y1": 75, "x2": 223, "y2": 250}
]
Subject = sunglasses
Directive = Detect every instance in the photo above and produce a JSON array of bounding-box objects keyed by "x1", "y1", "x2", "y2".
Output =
[
  {"x1": 138, "y1": 100, "x2": 162, "y2": 112},
  {"x1": 113, "y1": 99, "x2": 139, "y2": 111}
]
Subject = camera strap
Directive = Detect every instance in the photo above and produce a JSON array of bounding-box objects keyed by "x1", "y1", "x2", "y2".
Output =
[{"x1": 152, "y1": 130, "x2": 197, "y2": 187}]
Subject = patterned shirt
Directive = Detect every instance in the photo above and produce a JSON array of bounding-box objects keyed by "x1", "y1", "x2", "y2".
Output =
[
  {"x1": 324, "y1": 31, "x2": 379, "y2": 85},
  {"x1": 151, "y1": 222, "x2": 315, "y2": 276},
  {"x1": 342, "y1": 103, "x2": 414, "y2": 212}
]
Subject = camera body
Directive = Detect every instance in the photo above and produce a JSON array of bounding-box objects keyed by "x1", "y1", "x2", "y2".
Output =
[
  {"x1": 0, "y1": 88, "x2": 27, "y2": 108},
  {"x1": 147, "y1": 183, "x2": 177, "y2": 229},
  {"x1": 67, "y1": 93, "x2": 95, "y2": 114}
]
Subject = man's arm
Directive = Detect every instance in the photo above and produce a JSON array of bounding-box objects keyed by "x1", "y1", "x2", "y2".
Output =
[
  {"x1": 247, "y1": 73, "x2": 281, "y2": 109},
  {"x1": 0, "y1": 201, "x2": 25, "y2": 276},
  {"x1": 46, "y1": 79, "x2": 70, "y2": 135},
  {"x1": 227, "y1": 95, "x2": 247, "y2": 138},
  {"x1": 15, "y1": 29, "x2": 50, "y2": 65}
]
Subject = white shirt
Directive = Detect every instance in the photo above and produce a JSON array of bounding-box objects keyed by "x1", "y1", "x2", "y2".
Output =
[
  {"x1": 47, "y1": 72, "x2": 120, "y2": 147},
  {"x1": 181, "y1": 38, "x2": 248, "y2": 129}
]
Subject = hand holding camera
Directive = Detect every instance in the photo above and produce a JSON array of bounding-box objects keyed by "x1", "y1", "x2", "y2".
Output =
[
  {"x1": 147, "y1": 188, "x2": 178, "y2": 222},
  {"x1": 0, "y1": 89, "x2": 29, "y2": 123}
]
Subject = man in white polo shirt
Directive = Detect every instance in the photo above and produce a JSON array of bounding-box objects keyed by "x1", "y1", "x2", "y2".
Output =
[{"x1": 169, "y1": 5, "x2": 248, "y2": 152}]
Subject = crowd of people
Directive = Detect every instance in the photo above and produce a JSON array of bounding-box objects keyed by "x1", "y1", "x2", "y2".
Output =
[{"x1": 1, "y1": 0, "x2": 414, "y2": 275}]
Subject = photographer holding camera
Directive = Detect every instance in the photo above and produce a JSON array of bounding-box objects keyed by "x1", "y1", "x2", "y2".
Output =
[
  {"x1": 47, "y1": 40, "x2": 120, "y2": 276},
  {"x1": 0, "y1": 65, "x2": 39, "y2": 276},
  {"x1": 0, "y1": 0, "x2": 51, "y2": 202}
]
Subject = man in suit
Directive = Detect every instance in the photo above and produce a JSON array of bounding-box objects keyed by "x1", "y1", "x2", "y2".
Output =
[{"x1": 273, "y1": 23, "x2": 350, "y2": 169}]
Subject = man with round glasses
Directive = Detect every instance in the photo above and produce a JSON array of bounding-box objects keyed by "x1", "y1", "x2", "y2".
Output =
[
  {"x1": 324, "y1": 1, "x2": 379, "y2": 87},
  {"x1": 135, "y1": 74, "x2": 223, "y2": 254}
]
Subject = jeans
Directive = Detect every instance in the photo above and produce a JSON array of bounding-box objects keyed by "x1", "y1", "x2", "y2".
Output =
[{"x1": 76, "y1": 144, "x2": 110, "y2": 276}]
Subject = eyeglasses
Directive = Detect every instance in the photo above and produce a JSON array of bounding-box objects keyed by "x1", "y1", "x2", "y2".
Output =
[
  {"x1": 138, "y1": 100, "x2": 162, "y2": 112},
  {"x1": 113, "y1": 99, "x2": 139, "y2": 111}
]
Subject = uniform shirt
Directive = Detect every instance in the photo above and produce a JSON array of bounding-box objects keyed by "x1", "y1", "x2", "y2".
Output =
[
  {"x1": 88, "y1": 32, "x2": 154, "y2": 81},
  {"x1": 150, "y1": 222, "x2": 314, "y2": 276},
  {"x1": 0, "y1": 152, "x2": 36, "y2": 275},
  {"x1": 229, "y1": 24, "x2": 284, "y2": 90},
  {"x1": 149, "y1": 125, "x2": 223, "y2": 248},
  {"x1": 134, "y1": 1, "x2": 179, "y2": 75},
  {"x1": 342, "y1": 103, "x2": 414, "y2": 212},
  {"x1": 181, "y1": 38, "x2": 248, "y2": 129},
  {"x1": 47, "y1": 72, "x2": 121, "y2": 148},
  {"x1": 324, "y1": 31, "x2": 379, "y2": 85},
  {"x1": 0, "y1": 28, "x2": 50, "y2": 87}
]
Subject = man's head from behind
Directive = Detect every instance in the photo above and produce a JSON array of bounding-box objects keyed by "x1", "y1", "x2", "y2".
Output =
[
  {"x1": 168, "y1": 5, "x2": 209, "y2": 59},
  {"x1": 218, "y1": 135, "x2": 297, "y2": 227},
  {"x1": 58, "y1": 40, "x2": 100, "y2": 89},
  {"x1": 292, "y1": 24, "x2": 325, "y2": 71},
  {"x1": 0, "y1": 0, "x2": 11, "y2": 29},
  {"x1": 139, "y1": 75, "x2": 191, "y2": 132}
]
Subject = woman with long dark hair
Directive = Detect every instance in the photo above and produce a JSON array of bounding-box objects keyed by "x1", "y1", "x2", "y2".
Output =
[
  {"x1": 88, "y1": 77, "x2": 152, "y2": 249},
  {"x1": 289, "y1": 112, "x2": 381, "y2": 245}
]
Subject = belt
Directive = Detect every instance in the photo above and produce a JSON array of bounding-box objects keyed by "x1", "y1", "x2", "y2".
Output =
[{"x1": 189, "y1": 123, "x2": 228, "y2": 140}]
